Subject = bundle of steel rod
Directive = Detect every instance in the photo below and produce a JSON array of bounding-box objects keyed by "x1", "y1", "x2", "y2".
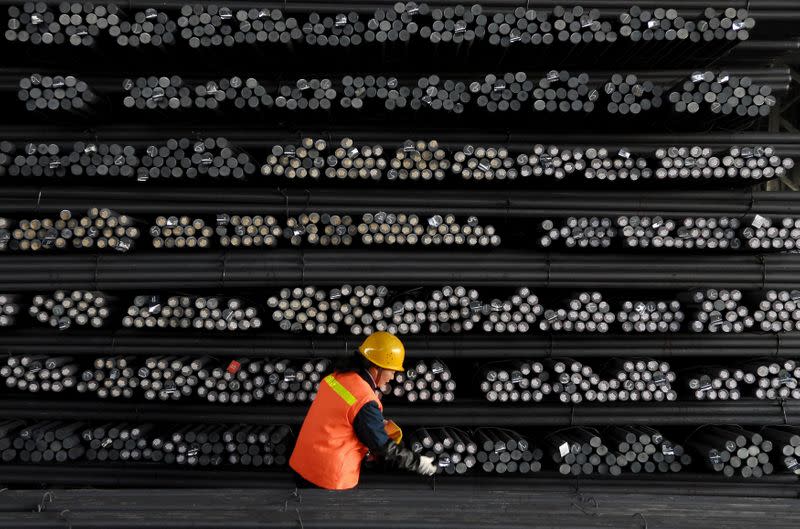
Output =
[
  {"x1": 754, "y1": 290, "x2": 800, "y2": 331},
  {"x1": 584, "y1": 147, "x2": 651, "y2": 181},
  {"x1": 9, "y1": 142, "x2": 68, "y2": 177},
  {"x1": 300, "y1": 11, "x2": 364, "y2": 46},
  {"x1": 539, "y1": 292, "x2": 615, "y2": 333},
  {"x1": 136, "y1": 355, "x2": 196, "y2": 401},
  {"x1": 80, "y1": 421, "x2": 293, "y2": 466},
  {"x1": 196, "y1": 357, "x2": 261, "y2": 404},
  {"x1": 76, "y1": 355, "x2": 139, "y2": 399},
  {"x1": 67, "y1": 141, "x2": 140, "y2": 178},
  {"x1": 688, "y1": 365, "x2": 748, "y2": 401},
  {"x1": 191, "y1": 78, "x2": 263, "y2": 110},
  {"x1": 741, "y1": 359, "x2": 800, "y2": 400},
  {"x1": 261, "y1": 137, "x2": 387, "y2": 180},
  {"x1": 341, "y1": 75, "x2": 409, "y2": 111},
  {"x1": 1, "y1": 355, "x2": 78, "y2": 394},
  {"x1": 684, "y1": 289, "x2": 754, "y2": 333},
  {"x1": 275, "y1": 78, "x2": 337, "y2": 110},
  {"x1": 604, "y1": 74, "x2": 664, "y2": 115},
  {"x1": 83, "y1": 422, "x2": 155, "y2": 463},
  {"x1": 474, "y1": 428, "x2": 543, "y2": 474},
  {"x1": 122, "y1": 76, "x2": 192, "y2": 110},
  {"x1": 532, "y1": 71, "x2": 597, "y2": 113},
  {"x1": 122, "y1": 295, "x2": 261, "y2": 331},
  {"x1": 216, "y1": 213, "x2": 283, "y2": 248},
  {"x1": 654, "y1": 145, "x2": 794, "y2": 180},
  {"x1": 550, "y1": 5, "x2": 617, "y2": 44},
  {"x1": 0, "y1": 420, "x2": 85, "y2": 464},
  {"x1": 617, "y1": 300, "x2": 684, "y2": 333},
  {"x1": 140, "y1": 137, "x2": 254, "y2": 181},
  {"x1": 389, "y1": 140, "x2": 450, "y2": 181},
  {"x1": 363, "y1": 2, "x2": 422, "y2": 43},
  {"x1": 3, "y1": 3, "x2": 121, "y2": 46},
  {"x1": 149, "y1": 216, "x2": 213, "y2": 249},
  {"x1": 411, "y1": 75, "x2": 470, "y2": 113},
  {"x1": 484, "y1": 7, "x2": 553, "y2": 47},
  {"x1": 451, "y1": 144, "x2": 516, "y2": 180},
  {"x1": 419, "y1": 4, "x2": 486, "y2": 44},
  {"x1": 230, "y1": 8, "x2": 300, "y2": 46},
  {"x1": 604, "y1": 426, "x2": 691, "y2": 473},
  {"x1": 358, "y1": 212, "x2": 499, "y2": 247},
  {"x1": 744, "y1": 216, "x2": 800, "y2": 251},
  {"x1": 479, "y1": 358, "x2": 676, "y2": 403},
  {"x1": 408, "y1": 427, "x2": 478, "y2": 475},
  {"x1": 619, "y1": 6, "x2": 755, "y2": 43},
  {"x1": 471, "y1": 72, "x2": 532, "y2": 113},
  {"x1": 690, "y1": 425, "x2": 774, "y2": 478},
  {"x1": 18, "y1": 73, "x2": 97, "y2": 112},
  {"x1": 284, "y1": 212, "x2": 357, "y2": 246},
  {"x1": 669, "y1": 71, "x2": 776, "y2": 116},
  {"x1": 108, "y1": 7, "x2": 176, "y2": 47},
  {"x1": 0, "y1": 208, "x2": 138, "y2": 252},
  {"x1": 0, "y1": 294, "x2": 21, "y2": 327},
  {"x1": 545, "y1": 427, "x2": 621, "y2": 476},
  {"x1": 267, "y1": 284, "x2": 386, "y2": 335},
  {"x1": 517, "y1": 145, "x2": 589, "y2": 180},
  {"x1": 0, "y1": 140, "x2": 12, "y2": 176},
  {"x1": 761, "y1": 426, "x2": 800, "y2": 476},
  {"x1": 384, "y1": 359, "x2": 456, "y2": 403},
  {"x1": 246, "y1": 357, "x2": 329, "y2": 404},
  {"x1": 29, "y1": 290, "x2": 111, "y2": 330},
  {"x1": 537, "y1": 217, "x2": 617, "y2": 248},
  {"x1": 176, "y1": 4, "x2": 239, "y2": 48},
  {"x1": 617, "y1": 215, "x2": 741, "y2": 249},
  {"x1": 149, "y1": 423, "x2": 292, "y2": 466},
  {"x1": 480, "y1": 361, "x2": 551, "y2": 403}
]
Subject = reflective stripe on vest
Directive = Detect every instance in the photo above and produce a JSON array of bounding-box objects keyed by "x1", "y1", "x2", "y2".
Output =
[{"x1": 324, "y1": 374, "x2": 357, "y2": 406}]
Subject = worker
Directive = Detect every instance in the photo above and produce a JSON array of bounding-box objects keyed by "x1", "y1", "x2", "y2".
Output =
[{"x1": 290, "y1": 331, "x2": 437, "y2": 489}]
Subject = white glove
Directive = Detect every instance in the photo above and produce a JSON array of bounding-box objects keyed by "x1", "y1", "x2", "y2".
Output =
[{"x1": 417, "y1": 455, "x2": 437, "y2": 476}]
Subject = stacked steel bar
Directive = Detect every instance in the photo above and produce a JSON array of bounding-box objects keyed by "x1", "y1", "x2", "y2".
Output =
[
  {"x1": 538, "y1": 292, "x2": 615, "y2": 333},
  {"x1": 0, "y1": 420, "x2": 85, "y2": 463},
  {"x1": 754, "y1": 290, "x2": 800, "y2": 331},
  {"x1": 216, "y1": 214, "x2": 283, "y2": 248},
  {"x1": 761, "y1": 426, "x2": 800, "y2": 476},
  {"x1": 1, "y1": 355, "x2": 78, "y2": 394},
  {"x1": 474, "y1": 428, "x2": 543, "y2": 474},
  {"x1": 284, "y1": 212, "x2": 357, "y2": 247},
  {"x1": 29, "y1": 290, "x2": 111, "y2": 330},
  {"x1": 76, "y1": 355, "x2": 139, "y2": 399},
  {"x1": 545, "y1": 427, "x2": 621, "y2": 476},
  {"x1": 744, "y1": 216, "x2": 800, "y2": 250},
  {"x1": 690, "y1": 425, "x2": 774, "y2": 478},
  {"x1": 0, "y1": 294, "x2": 21, "y2": 327},
  {"x1": 0, "y1": 208, "x2": 138, "y2": 252},
  {"x1": 149, "y1": 216, "x2": 213, "y2": 249},
  {"x1": 538, "y1": 217, "x2": 616, "y2": 248},
  {"x1": 359, "y1": 212, "x2": 499, "y2": 247},
  {"x1": 18, "y1": 73, "x2": 97, "y2": 112},
  {"x1": 685, "y1": 289, "x2": 754, "y2": 333},
  {"x1": 654, "y1": 146, "x2": 794, "y2": 181},
  {"x1": 617, "y1": 300, "x2": 684, "y2": 333},
  {"x1": 669, "y1": 71, "x2": 776, "y2": 116},
  {"x1": 605, "y1": 426, "x2": 691, "y2": 473},
  {"x1": 122, "y1": 295, "x2": 261, "y2": 331},
  {"x1": 408, "y1": 427, "x2": 478, "y2": 475},
  {"x1": 137, "y1": 137, "x2": 255, "y2": 181},
  {"x1": 384, "y1": 359, "x2": 456, "y2": 403}
]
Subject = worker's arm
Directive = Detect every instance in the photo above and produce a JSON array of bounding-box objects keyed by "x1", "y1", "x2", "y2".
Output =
[{"x1": 353, "y1": 402, "x2": 435, "y2": 475}]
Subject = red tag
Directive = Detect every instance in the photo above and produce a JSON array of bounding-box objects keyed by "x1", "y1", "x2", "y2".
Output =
[{"x1": 226, "y1": 360, "x2": 241, "y2": 374}]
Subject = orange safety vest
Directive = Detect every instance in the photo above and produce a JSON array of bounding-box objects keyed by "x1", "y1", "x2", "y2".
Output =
[{"x1": 289, "y1": 371, "x2": 382, "y2": 490}]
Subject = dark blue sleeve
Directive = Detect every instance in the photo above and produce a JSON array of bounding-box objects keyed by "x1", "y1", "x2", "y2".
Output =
[{"x1": 353, "y1": 401, "x2": 390, "y2": 452}]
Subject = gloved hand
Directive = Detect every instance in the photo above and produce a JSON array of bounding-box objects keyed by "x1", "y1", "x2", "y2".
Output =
[{"x1": 417, "y1": 455, "x2": 437, "y2": 476}]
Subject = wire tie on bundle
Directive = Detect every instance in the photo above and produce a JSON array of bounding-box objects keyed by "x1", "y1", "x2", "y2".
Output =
[
  {"x1": 37, "y1": 491, "x2": 54, "y2": 512},
  {"x1": 570, "y1": 492, "x2": 598, "y2": 516},
  {"x1": 58, "y1": 509, "x2": 73, "y2": 529},
  {"x1": 633, "y1": 512, "x2": 648, "y2": 529}
]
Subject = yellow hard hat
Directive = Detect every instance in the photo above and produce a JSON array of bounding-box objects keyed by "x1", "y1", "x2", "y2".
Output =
[{"x1": 358, "y1": 331, "x2": 405, "y2": 371}]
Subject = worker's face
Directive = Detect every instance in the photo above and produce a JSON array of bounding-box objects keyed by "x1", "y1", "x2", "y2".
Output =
[{"x1": 376, "y1": 368, "x2": 396, "y2": 389}]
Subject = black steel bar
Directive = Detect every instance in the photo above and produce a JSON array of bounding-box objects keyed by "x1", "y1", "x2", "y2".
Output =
[{"x1": 0, "y1": 398, "x2": 795, "y2": 425}]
